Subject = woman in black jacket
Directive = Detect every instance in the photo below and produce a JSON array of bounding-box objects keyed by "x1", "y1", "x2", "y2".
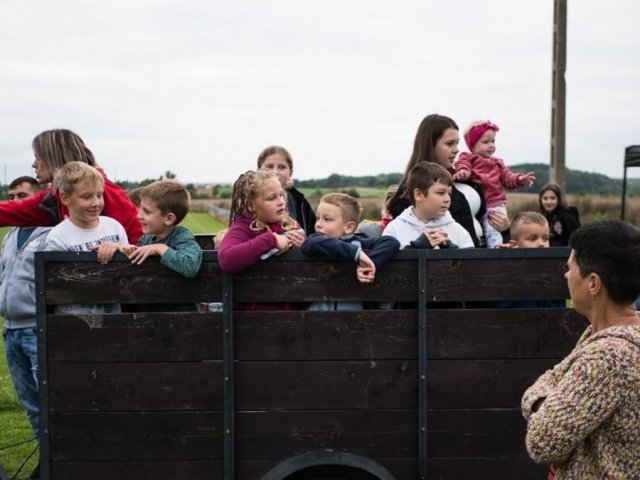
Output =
[
  {"x1": 387, "y1": 114, "x2": 509, "y2": 247},
  {"x1": 257, "y1": 145, "x2": 316, "y2": 236}
]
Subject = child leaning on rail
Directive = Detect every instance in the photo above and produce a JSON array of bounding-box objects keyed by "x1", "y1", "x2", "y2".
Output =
[
  {"x1": 301, "y1": 193, "x2": 400, "y2": 311},
  {"x1": 495, "y1": 211, "x2": 566, "y2": 309},
  {"x1": 44, "y1": 162, "x2": 129, "y2": 314},
  {"x1": 119, "y1": 180, "x2": 203, "y2": 312},
  {"x1": 383, "y1": 162, "x2": 474, "y2": 249},
  {"x1": 218, "y1": 169, "x2": 306, "y2": 310}
]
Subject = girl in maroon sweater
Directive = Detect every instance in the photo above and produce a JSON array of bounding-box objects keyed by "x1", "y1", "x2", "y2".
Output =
[{"x1": 218, "y1": 170, "x2": 305, "y2": 310}]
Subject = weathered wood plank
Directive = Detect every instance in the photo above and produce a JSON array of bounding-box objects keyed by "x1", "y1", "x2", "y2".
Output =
[
  {"x1": 48, "y1": 362, "x2": 222, "y2": 412},
  {"x1": 49, "y1": 412, "x2": 222, "y2": 461},
  {"x1": 48, "y1": 359, "x2": 555, "y2": 411},
  {"x1": 233, "y1": 309, "x2": 585, "y2": 361},
  {"x1": 232, "y1": 258, "x2": 419, "y2": 302},
  {"x1": 49, "y1": 409, "x2": 529, "y2": 461},
  {"x1": 47, "y1": 313, "x2": 222, "y2": 362},
  {"x1": 43, "y1": 256, "x2": 223, "y2": 304},
  {"x1": 425, "y1": 257, "x2": 568, "y2": 301}
]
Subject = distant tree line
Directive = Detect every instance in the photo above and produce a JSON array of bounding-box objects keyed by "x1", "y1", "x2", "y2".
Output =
[{"x1": 296, "y1": 164, "x2": 640, "y2": 196}]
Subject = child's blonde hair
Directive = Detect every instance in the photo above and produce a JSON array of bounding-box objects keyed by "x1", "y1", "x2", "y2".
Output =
[
  {"x1": 140, "y1": 180, "x2": 190, "y2": 225},
  {"x1": 511, "y1": 211, "x2": 548, "y2": 238},
  {"x1": 320, "y1": 192, "x2": 362, "y2": 224},
  {"x1": 229, "y1": 169, "x2": 296, "y2": 231},
  {"x1": 53, "y1": 161, "x2": 104, "y2": 195}
]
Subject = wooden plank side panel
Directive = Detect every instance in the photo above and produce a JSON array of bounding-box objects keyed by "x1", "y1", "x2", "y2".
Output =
[
  {"x1": 235, "y1": 409, "x2": 531, "y2": 459},
  {"x1": 44, "y1": 259, "x2": 223, "y2": 305},
  {"x1": 234, "y1": 309, "x2": 585, "y2": 361},
  {"x1": 234, "y1": 359, "x2": 557, "y2": 410},
  {"x1": 49, "y1": 412, "x2": 223, "y2": 461},
  {"x1": 46, "y1": 359, "x2": 555, "y2": 412},
  {"x1": 51, "y1": 461, "x2": 223, "y2": 480},
  {"x1": 47, "y1": 313, "x2": 222, "y2": 362},
  {"x1": 45, "y1": 310, "x2": 585, "y2": 364},
  {"x1": 48, "y1": 362, "x2": 223, "y2": 412},
  {"x1": 233, "y1": 259, "x2": 418, "y2": 303},
  {"x1": 48, "y1": 409, "x2": 528, "y2": 461},
  {"x1": 425, "y1": 257, "x2": 569, "y2": 301}
]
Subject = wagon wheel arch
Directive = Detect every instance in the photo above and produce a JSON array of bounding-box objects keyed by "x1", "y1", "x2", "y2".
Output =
[{"x1": 260, "y1": 450, "x2": 397, "y2": 480}]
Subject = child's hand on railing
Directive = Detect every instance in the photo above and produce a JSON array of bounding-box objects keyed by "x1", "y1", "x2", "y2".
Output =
[
  {"x1": 119, "y1": 244, "x2": 137, "y2": 256},
  {"x1": 273, "y1": 233, "x2": 291, "y2": 255},
  {"x1": 285, "y1": 228, "x2": 306, "y2": 249},
  {"x1": 356, "y1": 251, "x2": 376, "y2": 284},
  {"x1": 494, "y1": 240, "x2": 517, "y2": 249},
  {"x1": 127, "y1": 244, "x2": 169, "y2": 264},
  {"x1": 94, "y1": 242, "x2": 122, "y2": 265}
]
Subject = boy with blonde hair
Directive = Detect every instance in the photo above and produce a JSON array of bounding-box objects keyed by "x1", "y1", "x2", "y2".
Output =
[
  {"x1": 122, "y1": 179, "x2": 202, "y2": 278},
  {"x1": 383, "y1": 162, "x2": 474, "y2": 249},
  {"x1": 496, "y1": 211, "x2": 550, "y2": 249},
  {"x1": 45, "y1": 162, "x2": 129, "y2": 314},
  {"x1": 497, "y1": 211, "x2": 565, "y2": 308},
  {"x1": 302, "y1": 192, "x2": 400, "y2": 310}
]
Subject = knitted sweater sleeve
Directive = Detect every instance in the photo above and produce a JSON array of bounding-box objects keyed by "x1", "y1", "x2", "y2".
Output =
[{"x1": 524, "y1": 347, "x2": 626, "y2": 464}]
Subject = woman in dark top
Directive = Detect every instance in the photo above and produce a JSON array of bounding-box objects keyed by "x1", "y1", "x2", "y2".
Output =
[
  {"x1": 257, "y1": 145, "x2": 316, "y2": 236},
  {"x1": 539, "y1": 182, "x2": 580, "y2": 246},
  {"x1": 388, "y1": 114, "x2": 509, "y2": 247}
]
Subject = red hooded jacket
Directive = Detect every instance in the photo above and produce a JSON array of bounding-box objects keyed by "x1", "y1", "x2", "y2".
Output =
[{"x1": 0, "y1": 171, "x2": 142, "y2": 244}]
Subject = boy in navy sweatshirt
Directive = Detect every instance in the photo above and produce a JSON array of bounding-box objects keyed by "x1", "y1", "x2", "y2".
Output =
[{"x1": 302, "y1": 193, "x2": 400, "y2": 310}]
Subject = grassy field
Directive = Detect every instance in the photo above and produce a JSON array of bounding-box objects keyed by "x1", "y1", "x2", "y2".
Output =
[{"x1": 0, "y1": 211, "x2": 224, "y2": 476}]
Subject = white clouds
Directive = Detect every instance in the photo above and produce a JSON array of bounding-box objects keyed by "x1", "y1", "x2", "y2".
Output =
[{"x1": 0, "y1": 0, "x2": 638, "y2": 184}]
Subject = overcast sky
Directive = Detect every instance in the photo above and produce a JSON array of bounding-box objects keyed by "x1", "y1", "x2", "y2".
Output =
[{"x1": 0, "y1": 0, "x2": 638, "y2": 185}]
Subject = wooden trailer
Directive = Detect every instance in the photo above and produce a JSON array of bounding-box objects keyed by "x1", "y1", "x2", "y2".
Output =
[{"x1": 35, "y1": 247, "x2": 586, "y2": 479}]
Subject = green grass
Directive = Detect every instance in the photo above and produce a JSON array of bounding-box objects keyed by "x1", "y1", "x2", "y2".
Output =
[
  {"x1": 182, "y1": 211, "x2": 226, "y2": 234},
  {"x1": 0, "y1": 211, "x2": 223, "y2": 475}
]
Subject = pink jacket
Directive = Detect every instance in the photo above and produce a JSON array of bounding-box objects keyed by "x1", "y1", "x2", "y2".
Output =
[{"x1": 455, "y1": 153, "x2": 527, "y2": 207}]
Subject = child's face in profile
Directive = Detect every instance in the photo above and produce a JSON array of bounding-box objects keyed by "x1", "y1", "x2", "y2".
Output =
[
  {"x1": 138, "y1": 197, "x2": 175, "y2": 239},
  {"x1": 513, "y1": 222, "x2": 550, "y2": 248},
  {"x1": 252, "y1": 177, "x2": 286, "y2": 225},
  {"x1": 261, "y1": 153, "x2": 292, "y2": 188},
  {"x1": 60, "y1": 179, "x2": 104, "y2": 229},
  {"x1": 315, "y1": 201, "x2": 355, "y2": 238},
  {"x1": 472, "y1": 129, "x2": 497, "y2": 158},
  {"x1": 413, "y1": 180, "x2": 451, "y2": 222}
]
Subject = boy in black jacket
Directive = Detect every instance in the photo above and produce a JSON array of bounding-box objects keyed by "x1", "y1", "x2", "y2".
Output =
[{"x1": 302, "y1": 193, "x2": 400, "y2": 311}]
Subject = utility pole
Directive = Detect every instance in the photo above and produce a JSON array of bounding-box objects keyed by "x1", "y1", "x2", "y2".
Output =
[{"x1": 550, "y1": 0, "x2": 567, "y2": 191}]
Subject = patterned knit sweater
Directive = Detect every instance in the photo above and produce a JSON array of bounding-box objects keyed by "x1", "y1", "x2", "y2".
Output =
[{"x1": 522, "y1": 324, "x2": 640, "y2": 479}]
